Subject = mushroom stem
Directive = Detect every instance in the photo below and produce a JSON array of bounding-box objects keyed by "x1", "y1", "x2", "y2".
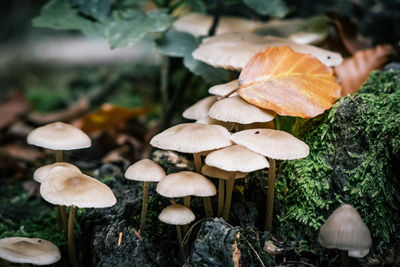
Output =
[
  {"x1": 203, "y1": 197, "x2": 214, "y2": 218},
  {"x1": 218, "y1": 179, "x2": 225, "y2": 217},
  {"x1": 193, "y1": 153, "x2": 202, "y2": 173},
  {"x1": 139, "y1": 181, "x2": 149, "y2": 236},
  {"x1": 68, "y1": 206, "x2": 79, "y2": 267},
  {"x1": 54, "y1": 150, "x2": 68, "y2": 233},
  {"x1": 223, "y1": 172, "x2": 236, "y2": 221},
  {"x1": 265, "y1": 158, "x2": 276, "y2": 231},
  {"x1": 55, "y1": 150, "x2": 63, "y2": 162},
  {"x1": 340, "y1": 250, "x2": 350, "y2": 267},
  {"x1": 176, "y1": 225, "x2": 186, "y2": 262},
  {"x1": 183, "y1": 196, "x2": 191, "y2": 235}
]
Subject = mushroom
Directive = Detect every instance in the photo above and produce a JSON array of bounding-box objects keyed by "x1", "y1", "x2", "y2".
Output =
[
  {"x1": 204, "y1": 144, "x2": 269, "y2": 221},
  {"x1": 33, "y1": 162, "x2": 81, "y2": 183},
  {"x1": 208, "y1": 79, "x2": 239, "y2": 97},
  {"x1": 124, "y1": 159, "x2": 166, "y2": 235},
  {"x1": 0, "y1": 237, "x2": 61, "y2": 266},
  {"x1": 231, "y1": 128, "x2": 309, "y2": 231},
  {"x1": 318, "y1": 204, "x2": 372, "y2": 267},
  {"x1": 150, "y1": 123, "x2": 232, "y2": 217},
  {"x1": 158, "y1": 204, "x2": 195, "y2": 261},
  {"x1": 40, "y1": 167, "x2": 116, "y2": 267},
  {"x1": 201, "y1": 164, "x2": 247, "y2": 218},
  {"x1": 182, "y1": 96, "x2": 217, "y2": 120},
  {"x1": 195, "y1": 116, "x2": 235, "y2": 131},
  {"x1": 27, "y1": 121, "x2": 91, "y2": 232}
]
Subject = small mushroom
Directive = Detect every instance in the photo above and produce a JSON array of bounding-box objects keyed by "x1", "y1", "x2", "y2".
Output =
[
  {"x1": 0, "y1": 237, "x2": 61, "y2": 265},
  {"x1": 159, "y1": 204, "x2": 195, "y2": 261},
  {"x1": 33, "y1": 162, "x2": 81, "y2": 183},
  {"x1": 318, "y1": 204, "x2": 372, "y2": 267},
  {"x1": 208, "y1": 79, "x2": 239, "y2": 97},
  {"x1": 182, "y1": 96, "x2": 217, "y2": 120},
  {"x1": 125, "y1": 159, "x2": 165, "y2": 235},
  {"x1": 40, "y1": 167, "x2": 116, "y2": 267}
]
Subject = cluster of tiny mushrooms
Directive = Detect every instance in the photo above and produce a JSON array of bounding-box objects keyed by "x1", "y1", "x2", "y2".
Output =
[{"x1": 0, "y1": 13, "x2": 372, "y2": 267}]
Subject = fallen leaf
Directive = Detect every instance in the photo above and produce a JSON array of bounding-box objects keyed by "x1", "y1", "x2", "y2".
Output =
[
  {"x1": 239, "y1": 46, "x2": 342, "y2": 118},
  {"x1": 335, "y1": 45, "x2": 393, "y2": 96},
  {"x1": 28, "y1": 97, "x2": 89, "y2": 125},
  {"x1": 0, "y1": 94, "x2": 30, "y2": 130}
]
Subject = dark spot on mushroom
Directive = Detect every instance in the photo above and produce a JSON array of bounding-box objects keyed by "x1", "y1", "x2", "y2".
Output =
[
  {"x1": 327, "y1": 56, "x2": 331, "y2": 60},
  {"x1": 255, "y1": 131, "x2": 260, "y2": 134},
  {"x1": 38, "y1": 240, "x2": 42, "y2": 242}
]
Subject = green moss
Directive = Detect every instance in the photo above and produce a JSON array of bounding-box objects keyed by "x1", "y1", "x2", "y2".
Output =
[{"x1": 276, "y1": 69, "x2": 400, "y2": 249}]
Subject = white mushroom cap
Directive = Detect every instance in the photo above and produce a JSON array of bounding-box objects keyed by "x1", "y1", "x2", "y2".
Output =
[
  {"x1": 183, "y1": 96, "x2": 217, "y2": 120},
  {"x1": 205, "y1": 145, "x2": 269, "y2": 172},
  {"x1": 348, "y1": 249, "x2": 369, "y2": 258},
  {"x1": 201, "y1": 165, "x2": 247, "y2": 180},
  {"x1": 208, "y1": 79, "x2": 239, "y2": 97},
  {"x1": 318, "y1": 204, "x2": 372, "y2": 251},
  {"x1": 231, "y1": 129, "x2": 309, "y2": 160},
  {"x1": 150, "y1": 123, "x2": 232, "y2": 153},
  {"x1": 159, "y1": 204, "x2": 195, "y2": 225},
  {"x1": 156, "y1": 171, "x2": 216, "y2": 197},
  {"x1": 192, "y1": 32, "x2": 342, "y2": 70},
  {"x1": 209, "y1": 96, "x2": 275, "y2": 124},
  {"x1": 27, "y1": 121, "x2": 91, "y2": 150},
  {"x1": 195, "y1": 116, "x2": 235, "y2": 131},
  {"x1": 33, "y1": 162, "x2": 81, "y2": 183},
  {"x1": 0, "y1": 237, "x2": 61, "y2": 265},
  {"x1": 40, "y1": 167, "x2": 117, "y2": 208},
  {"x1": 124, "y1": 159, "x2": 165, "y2": 182}
]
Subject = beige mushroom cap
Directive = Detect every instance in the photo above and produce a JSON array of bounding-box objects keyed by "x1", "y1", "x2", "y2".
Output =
[
  {"x1": 159, "y1": 204, "x2": 195, "y2": 225},
  {"x1": 201, "y1": 165, "x2": 247, "y2": 180},
  {"x1": 208, "y1": 79, "x2": 239, "y2": 97},
  {"x1": 150, "y1": 123, "x2": 232, "y2": 153},
  {"x1": 27, "y1": 121, "x2": 91, "y2": 150},
  {"x1": 173, "y1": 13, "x2": 265, "y2": 37},
  {"x1": 209, "y1": 96, "x2": 275, "y2": 124},
  {"x1": 33, "y1": 162, "x2": 81, "y2": 183},
  {"x1": 156, "y1": 171, "x2": 216, "y2": 197},
  {"x1": 231, "y1": 129, "x2": 309, "y2": 160},
  {"x1": 192, "y1": 32, "x2": 342, "y2": 70},
  {"x1": 205, "y1": 145, "x2": 269, "y2": 172},
  {"x1": 124, "y1": 159, "x2": 165, "y2": 182},
  {"x1": 196, "y1": 116, "x2": 235, "y2": 131},
  {"x1": 40, "y1": 168, "x2": 116, "y2": 208},
  {"x1": 348, "y1": 249, "x2": 369, "y2": 258},
  {"x1": 183, "y1": 96, "x2": 217, "y2": 120},
  {"x1": 0, "y1": 237, "x2": 61, "y2": 265},
  {"x1": 318, "y1": 204, "x2": 372, "y2": 250}
]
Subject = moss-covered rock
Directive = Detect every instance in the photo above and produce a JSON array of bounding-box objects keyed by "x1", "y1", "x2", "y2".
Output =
[{"x1": 276, "y1": 67, "x2": 400, "y2": 249}]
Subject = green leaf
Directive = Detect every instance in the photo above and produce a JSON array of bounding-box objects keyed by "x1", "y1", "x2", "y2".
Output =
[
  {"x1": 186, "y1": 0, "x2": 207, "y2": 13},
  {"x1": 33, "y1": 0, "x2": 101, "y2": 35},
  {"x1": 70, "y1": 0, "x2": 117, "y2": 21},
  {"x1": 155, "y1": 31, "x2": 229, "y2": 84},
  {"x1": 243, "y1": 0, "x2": 290, "y2": 18}
]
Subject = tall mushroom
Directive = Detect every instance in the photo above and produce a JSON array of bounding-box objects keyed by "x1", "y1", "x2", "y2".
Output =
[
  {"x1": 231, "y1": 128, "x2": 309, "y2": 231},
  {"x1": 40, "y1": 167, "x2": 116, "y2": 267},
  {"x1": 318, "y1": 204, "x2": 372, "y2": 267},
  {"x1": 124, "y1": 159, "x2": 166, "y2": 235},
  {"x1": 0, "y1": 237, "x2": 61, "y2": 266},
  {"x1": 150, "y1": 123, "x2": 231, "y2": 217}
]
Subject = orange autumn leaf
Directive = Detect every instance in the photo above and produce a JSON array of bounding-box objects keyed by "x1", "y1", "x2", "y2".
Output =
[
  {"x1": 335, "y1": 44, "x2": 393, "y2": 96},
  {"x1": 238, "y1": 46, "x2": 342, "y2": 118}
]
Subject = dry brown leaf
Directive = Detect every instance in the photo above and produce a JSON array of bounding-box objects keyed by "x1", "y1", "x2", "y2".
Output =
[
  {"x1": 335, "y1": 44, "x2": 393, "y2": 96},
  {"x1": 239, "y1": 46, "x2": 342, "y2": 118},
  {"x1": 0, "y1": 94, "x2": 30, "y2": 129},
  {"x1": 28, "y1": 97, "x2": 89, "y2": 125}
]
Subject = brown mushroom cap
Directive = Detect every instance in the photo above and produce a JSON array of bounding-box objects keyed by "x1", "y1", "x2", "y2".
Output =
[
  {"x1": 201, "y1": 165, "x2": 247, "y2": 180},
  {"x1": 183, "y1": 96, "x2": 217, "y2": 120},
  {"x1": 27, "y1": 121, "x2": 91, "y2": 150},
  {"x1": 156, "y1": 171, "x2": 216, "y2": 197},
  {"x1": 33, "y1": 162, "x2": 81, "y2": 183},
  {"x1": 208, "y1": 79, "x2": 239, "y2": 97},
  {"x1": 209, "y1": 96, "x2": 275, "y2": 124},
  {"x1": 124, "y1": 159, "x2": 165, "y2": 182},
  {"x1": 158, "y1": 204, "x2": 195, "y2": 225},
  {"x1": 205, "y1": 145, "x2": 269, "y2": 172},
  {"x1": 192, "y1": 32, "x2": 342, "y2": 70},
  {"x1": 0, "y1": 237, "x2": 61, "y2": 265},
  {"x1": 318, "y1": 204, "x2": 372, "y2": 250},
  {"x1": 40, "y1": 167, "x2": 116, "y2": 208},
  {"x1": 231, "y1": 129, "x2": 309, "y2": 160},
  {"x1": 150, "y1": 123, "x2": 232, "y2": 153}
]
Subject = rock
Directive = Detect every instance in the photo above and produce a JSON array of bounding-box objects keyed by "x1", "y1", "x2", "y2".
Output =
[
  {"x1": 276, "y1": 66, "x2": 400, "y2": 249},
  {"x1": 187, "y1": 218, "x2": 240, "y2": 266}
]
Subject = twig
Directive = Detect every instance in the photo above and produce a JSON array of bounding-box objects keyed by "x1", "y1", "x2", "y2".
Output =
[
  {"x1": 182, "y1": 218, "x2": 210, "y2": 247},
  {"x1": 117, "y1": 232, "x2": 123, "y2": 247},
  {"x1": 208, "y1": 0, "x2": 223, "y2": 36},
  {"x1": 131, "y1": 228, "x2": 142, "y2": 239}
]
